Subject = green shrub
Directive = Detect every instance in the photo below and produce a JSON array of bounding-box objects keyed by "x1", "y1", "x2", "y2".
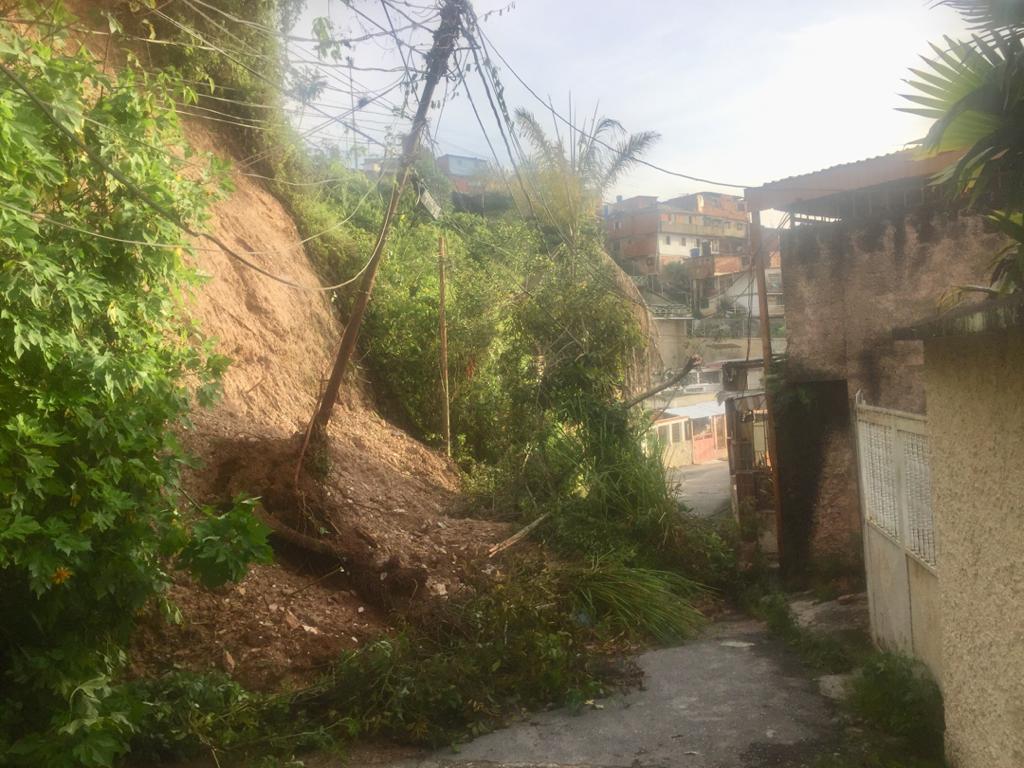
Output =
[
  {"x1": 657, "y1": 511, "x2": 742, "y2": 591},
  {"x1": 177, "y1": 496, "x2": 274, "y2": 588},
  {"x1": 849, "y1": 653, "x2": 945, "y2": 759},
  {"x1": 0, "y1": 19, "x2": 267, "y2": 764},
  {"x1": 304, "y1": 565, "x2": 599, "y2": 746},
  {"x1": 125, "y1": 564, "x2": 601, "y2": 759}
]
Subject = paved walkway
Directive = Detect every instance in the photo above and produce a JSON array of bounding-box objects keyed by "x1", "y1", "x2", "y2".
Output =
[
  {"x1": 389, "y1": 617, "x2": 839, "y2": 768},
  {"x1": 668, "y1": 460, "x2": 732, "y2": 518}
]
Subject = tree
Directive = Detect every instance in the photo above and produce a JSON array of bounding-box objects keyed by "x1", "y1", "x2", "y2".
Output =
[
  {"x1": 514, "y1": 108, "x2": 659, "y2": 252},
  {"x1": 904, "y1": 0, "x2": 1024, "y2": 295},
  {"x1": 512, "y1": 109, "x2": 661, "y2": 391}
]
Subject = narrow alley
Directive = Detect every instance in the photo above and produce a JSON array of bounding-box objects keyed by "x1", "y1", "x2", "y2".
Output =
[
  {"x1": 669, "y1": 460, "x2": 732, "y2": 519},
  {"x1": 387, "y1": 617, "x2": 841, "y2": 768}
]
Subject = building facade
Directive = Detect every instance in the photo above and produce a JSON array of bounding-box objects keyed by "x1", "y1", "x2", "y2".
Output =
[
  {"x1": 436, "y1": 153, "x2": 490, "y2": 194},
  {"x1": 604, "y1": 192, "x2": 749, "y2": 278}
]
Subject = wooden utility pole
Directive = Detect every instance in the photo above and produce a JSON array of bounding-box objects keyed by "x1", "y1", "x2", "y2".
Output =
[
  {"x1": 299, "y1": 0, "x2": 463, "y2": 472},
  {"x1": 752, "y1": 210, "x2": 785, "y2": 561},
  {"x1": 438, "y1": 236, "x2": 451, "y2": 456}
]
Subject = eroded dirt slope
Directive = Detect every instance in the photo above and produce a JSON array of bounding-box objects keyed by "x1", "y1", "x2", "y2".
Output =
[{"x1": 133, "y1": 120, "x2": 507, "y2": 689}]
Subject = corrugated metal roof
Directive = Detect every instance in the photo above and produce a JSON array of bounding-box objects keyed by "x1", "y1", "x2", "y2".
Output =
[
  {"x1": 663, "y1": 400, "x2": 725, "y2": 420},
  {"x1": 744, "y1": 149, "x2": 963, "y2": 213}
]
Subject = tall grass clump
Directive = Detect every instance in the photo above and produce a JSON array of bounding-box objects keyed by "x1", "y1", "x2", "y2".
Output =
[{"x1": 562, "y1": 560, "x2": 707, "y2": 642}]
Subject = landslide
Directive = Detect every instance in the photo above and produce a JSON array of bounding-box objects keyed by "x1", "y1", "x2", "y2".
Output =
[{"x1": 133, "y1": 119, "x2": 509, "y2": 690}]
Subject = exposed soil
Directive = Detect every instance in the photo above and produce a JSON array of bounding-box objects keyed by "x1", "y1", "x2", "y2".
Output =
[
  {"x1": 128, "y1": 117, "x2": 508, "y2": 689},
  {"x1": 132, "y1": 561, "x2": 388, "y2": 691}
]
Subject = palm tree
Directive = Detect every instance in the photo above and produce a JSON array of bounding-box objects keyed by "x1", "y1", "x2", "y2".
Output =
[
  {"x1": 513, "y1": 108, "x2": 659, "y2": 251},
  {"x1": 510, "y1": 108, "x2": 662, "y2": 393},
  {"x1": 903, "y1": 0, "x2": 1024, "y2": 295}
]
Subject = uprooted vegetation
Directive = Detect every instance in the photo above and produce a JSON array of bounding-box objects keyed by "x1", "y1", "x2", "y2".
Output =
[{"x1": 0, "y1": 3, "x2": 745, "y2": 766}]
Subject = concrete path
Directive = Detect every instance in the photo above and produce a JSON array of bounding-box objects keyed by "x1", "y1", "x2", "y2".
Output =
[
  {"x1": 391, "y1": 617, "x2": 838, "y2": 768},
  {"x1": 668, "y1": 460, "x2": 732, "y2": 518}
]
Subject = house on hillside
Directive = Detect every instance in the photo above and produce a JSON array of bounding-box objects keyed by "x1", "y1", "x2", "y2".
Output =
[
  {"x1": 436, "y1": 153, "x2": 490, "y2": 193},
  {"x1": 608, "y1": 193, "x2": 786, "y2": 377},
  {"x1": 719, "y1": 257, "x2": 784, "y2": 318},
  {"x1": 744, "y1": 149, "x2": 1005, "y2": 680},
  {"x1": 604, "y1": 192, "x2": 749, "y2": 279}
]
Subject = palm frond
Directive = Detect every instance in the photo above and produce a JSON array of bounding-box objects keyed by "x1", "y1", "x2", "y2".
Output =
[
  {"x1": 514, "y1": 108, "x2": 562, "y2": 171},
  {"x1": 601, "y1": 130, "x2": 660, "y2": 190},
  {"x1": 935, "y1": 0, "x2": 1024, "y2": 31}
]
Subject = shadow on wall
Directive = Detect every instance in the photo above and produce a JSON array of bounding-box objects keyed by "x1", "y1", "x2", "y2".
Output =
[{"x1": 774, "y1": 377, "x2": 863, "y2": 584}]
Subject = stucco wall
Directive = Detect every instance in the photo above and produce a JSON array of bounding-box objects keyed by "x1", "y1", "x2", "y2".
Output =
[{"x1": 925, "y1": 329, "x2": 1024, "y2": 768}]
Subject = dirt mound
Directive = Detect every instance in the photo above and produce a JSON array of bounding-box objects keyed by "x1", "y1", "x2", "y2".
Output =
[
  {"x1": 133, "y1": 563, "x2": 387, "y2": 691},
  {"x1": 130, "y1": 118, "x2": 505, "y2": 687}
]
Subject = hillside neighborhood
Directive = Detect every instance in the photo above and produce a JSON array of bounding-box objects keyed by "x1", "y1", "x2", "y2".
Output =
[{"x1": 1, "y1": 2, "x2": 1022, "y2": 768}]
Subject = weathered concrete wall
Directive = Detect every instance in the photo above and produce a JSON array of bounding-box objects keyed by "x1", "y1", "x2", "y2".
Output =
[
  {"x1": 775, "y1": 379, "x2": 860, "y2": 576},
  {"x1": 779, "y1": 210, "x2": 1000, "y2": 573},
  {"x1": 925, "y1": 329, "x2": 1024, "y2": 768},
  {"x1": 653, "y1": 317, "x2": 696, "y2": 371},
  {"x1": 652, "y1": 320, "x2": 788, "y2": 373},
  {"x1": 783, "y1": 210, "x2": 1000, "y2": 412}
]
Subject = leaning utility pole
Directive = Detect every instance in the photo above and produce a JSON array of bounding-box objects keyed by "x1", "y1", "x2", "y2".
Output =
[{"x1": 298, "y1": 0, "x2": 463, "y2": 471}]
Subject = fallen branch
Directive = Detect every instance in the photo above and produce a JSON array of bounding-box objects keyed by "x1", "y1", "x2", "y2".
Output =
[
  {"x1": 488, "y1": 512, "x2": 550, "y2": 558},
  {"x1": 254, "y1": 505, "x2": 426, "y2": 607},
  {"x1": 623, "y1": 355, "x2": 701, "y2": 409}
]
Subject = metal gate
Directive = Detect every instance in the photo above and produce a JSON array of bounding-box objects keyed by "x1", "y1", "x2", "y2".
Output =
[
  {"x1": 855, "y1": 395, "x2": 936, "y2": 568},
  {"x1": 855, "y1": 395, "x2": 941, "y2": 675}
]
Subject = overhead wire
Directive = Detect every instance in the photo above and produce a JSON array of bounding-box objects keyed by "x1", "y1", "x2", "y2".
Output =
[{"x1": 0, "y1": 62, "x2": 385, "y2": 293}]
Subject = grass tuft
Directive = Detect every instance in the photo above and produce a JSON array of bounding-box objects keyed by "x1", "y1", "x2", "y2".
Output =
[{"x1": 562, "y1": 559, "x2": 707, "y2": 642}]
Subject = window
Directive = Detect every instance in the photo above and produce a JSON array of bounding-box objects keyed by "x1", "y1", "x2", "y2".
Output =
[
  {"x1": 657, "y1": 425, "x2": 670, "y2": 445},
  {"x1": 671, "y1": 422, "x2": 682, "y2": 443},
  {"x1": 684, "y1": 421, "x2": 692, "y2": 440},
  {"x1": 665, "y1": 235, "x2": 671, "y2": 245},
  {"x1": 614, "y1": 221, "x2": 622, "y2": 230},
  {"x1": 710, "y1": 240, "x2": 720, "y2": 254}
]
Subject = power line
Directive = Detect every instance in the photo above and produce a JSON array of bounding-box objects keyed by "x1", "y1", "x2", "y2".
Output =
[
  {"x1": 0, "y1": 62, "x2": 382, "y2": 294},
  {"x1": 473, "y1": 24, "x2": 755, "y2": 190}
]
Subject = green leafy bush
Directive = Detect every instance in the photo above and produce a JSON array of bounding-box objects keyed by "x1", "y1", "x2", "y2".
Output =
[
  {"x1": 0, "y1": 20, "x2": 266, "y2": 764},
  {"x1": 178, "y1": 496, "x2": 274, "y2": 588},
  {"x1": 303, "y1": 565, "x2": 599, "y2": 745}
]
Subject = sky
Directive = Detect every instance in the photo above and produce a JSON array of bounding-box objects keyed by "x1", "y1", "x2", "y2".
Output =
[{"x1": 292, "y1": 0, "x2": 970, "y2": 200}]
